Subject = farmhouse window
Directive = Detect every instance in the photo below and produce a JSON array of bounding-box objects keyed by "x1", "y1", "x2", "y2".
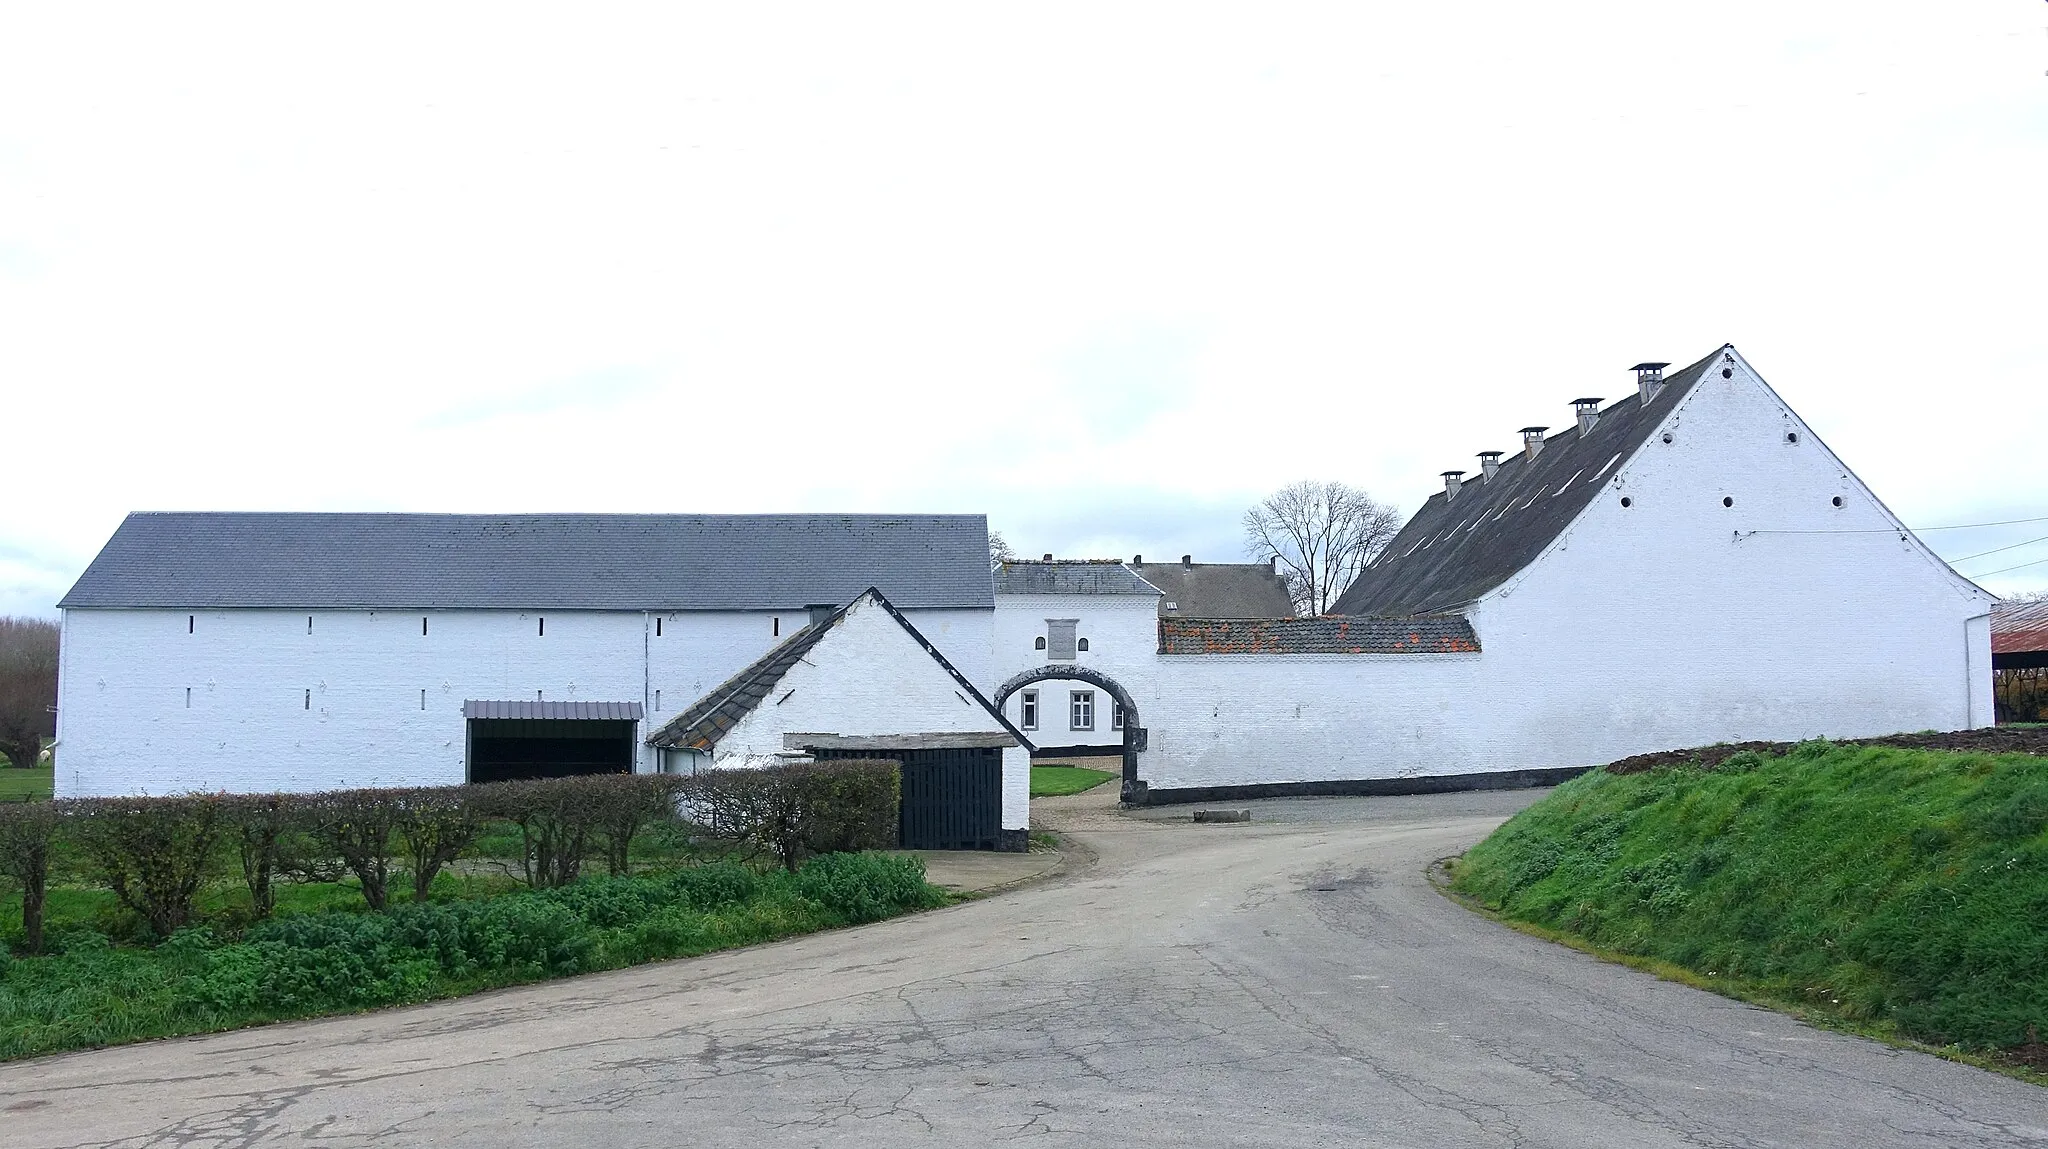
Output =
[
  {"x1": 1077, "y1": 637, "x2": 1090, "y2": 652},
  {"x1": 1047, "y1": 619, "x2": 1079, "y2": 660},
  {"x1": 1112, "y1": 699, "x2": 1125, "y2": 731},
  {"x1": 1020, "y1": 689, "x2": 1039, "y2": 730},
  {"x1": 1070, "y1": 690, "x2": 1095, "y2": 731}
]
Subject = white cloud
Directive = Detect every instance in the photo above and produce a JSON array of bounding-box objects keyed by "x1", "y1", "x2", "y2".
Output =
[{"x1": 2, "y1": 1, "x2": 2045, "y2": 616}]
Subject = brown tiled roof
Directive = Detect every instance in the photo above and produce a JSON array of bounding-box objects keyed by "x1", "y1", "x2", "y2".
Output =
[
  {"x1": 1993, "y1": 600, "x2": 2048, "y2": 655},
  {"x1": 1158, "y1": 615, "x2": 1478, "y2": 655}
]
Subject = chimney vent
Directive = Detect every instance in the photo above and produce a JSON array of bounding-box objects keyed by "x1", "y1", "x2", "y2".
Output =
[
  {"x1": 1520, "y1": 426, "x2": 1548, "y2": 461},
  {"x1": 1477, "y1": 450, "x2": 1504, "y2": 482},
  {"x1": 1632, "y1": 361, "x2": 1669, "y2": 405},
  {"x1": 1181, "y1": 554, "x2": 1192, "y2": 569},
  {"x1": 1042, "y1": 553, "x2": 1053, "y2": 562},
  {"x1": 1572, "y1": 398, "x2": 1603, "y2": 435},
  {"x1": 1442, "y1": 470, "x2": 1466, "y2": 500},
  {"x1": 1132, "y1": 554, "x2": 1142, "y2": 565}
]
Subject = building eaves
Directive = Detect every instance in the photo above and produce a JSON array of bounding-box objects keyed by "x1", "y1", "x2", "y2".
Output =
[{"x1": 1993, "y1": 600, "x2": 2048, "y2": 655}]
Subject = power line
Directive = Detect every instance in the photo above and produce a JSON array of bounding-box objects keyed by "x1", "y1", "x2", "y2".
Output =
[
  {"x1": 1742, "y1": 512, "x2": 2048, "y2": 538},
  {"x1": 1970, "y1": 554, "x2": 2048, "y2": 579},
  {"x1": 1951, "y1": 532, "x2": 2048, "y2": 565}
]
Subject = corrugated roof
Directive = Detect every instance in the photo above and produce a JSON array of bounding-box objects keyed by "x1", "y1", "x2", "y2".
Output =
[
  {"x1": 1158, "y1": 615, "x2": 1479, "y2": 655},
  {"x1": 1332, "y1": 348, "x2": 1723, "y2": 616},
  {"x1": 59, "y1": 512, "x2": 994, "y2": 611},
  {"x1": 1131, "y1": 561, "x2": 1296, "y2": 619},
  {"x1": 994, "y1": 560, "x2": 1160, "y2": 596},
  {"x1": 461, "y1": 700, "x2": 645, "y2": 721},
  {"x1": 1993, "y1": 600, "x2": 2048, "y2": 655}
]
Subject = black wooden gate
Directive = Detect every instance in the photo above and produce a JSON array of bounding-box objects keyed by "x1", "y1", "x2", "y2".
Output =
[{"x1": 815, "y1": 746, "x2": 1003, "y2": 851}]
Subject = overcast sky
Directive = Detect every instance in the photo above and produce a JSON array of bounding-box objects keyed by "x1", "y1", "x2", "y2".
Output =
[{"x1": 3, "y1": 3, "x2": 2045, "y2": 617}]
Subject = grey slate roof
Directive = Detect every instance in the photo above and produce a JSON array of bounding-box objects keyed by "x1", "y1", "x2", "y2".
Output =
[
  {"x1": 1158, "y1": 615, "x2": 1479, "y2": 655},
  {"x1": 994, "y1": 560, "x2": 1160, "y2": 596},
  {"x1": 1130, "y1": 560, "x2": 1295, "y2": 619},
  {"x1": 647, "y1": 587, "x2": 1029, "y2": 751},
  {"x1": 59, "y1": 513, "x2": 994, "y2": 611},
  {"x1": 1332, "y1": 348, "x2": 1724, "y2": 617},
  {"x1": 461, "y1": 700, "x2": 644, "y2": 721}
]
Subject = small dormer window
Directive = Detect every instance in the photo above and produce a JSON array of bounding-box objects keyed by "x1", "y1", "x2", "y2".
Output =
[{"x1": 1164, "y1": 601, "x2": 1179, "y2": 611}]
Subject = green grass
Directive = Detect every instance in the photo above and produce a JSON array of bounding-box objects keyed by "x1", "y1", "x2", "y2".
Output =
[
  {"x1": 1450, "y1": 741, "x2": 2048, "y2": 1068},
  {"x1": 1030, "y1": 765, "x2": 1117, "y2": 797},
  {"x1": 0, "y1": 852, "x2": 946, "y2": 1061},
  {"x1": 0, "y1": 766, "x2": 53, "y2": 803}
]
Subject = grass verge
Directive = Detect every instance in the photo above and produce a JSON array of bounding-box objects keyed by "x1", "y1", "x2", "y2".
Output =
[
  {"x1": 1031, "y1": 765, "x2": 1117, "y2": 797},
  {"x1": 0, "y1": 766, "x2": 53, "y2": 803},
  {"x1": 0, "y1": 852, "x2": 944, "y2": 1062},
  {"x1": 1446, "y1": 740, "x2": 2048, "y2": 1083}
]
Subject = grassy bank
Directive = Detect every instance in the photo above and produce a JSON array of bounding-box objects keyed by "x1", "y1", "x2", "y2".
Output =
[
  {"x1": 0, "y1": 852, "x2": 943, "y2": 1061},
  {"x1": 1450, "y1": 741, "x2": 2047, "y2": 1071},
  {"x1": 1030, "y1": 765, "x2": 1117, "y2": 797}
]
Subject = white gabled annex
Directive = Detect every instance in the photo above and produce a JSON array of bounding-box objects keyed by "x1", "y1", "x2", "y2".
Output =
[{"x1": 647, "y1": 589, "x2": 1032, "y2": 849}]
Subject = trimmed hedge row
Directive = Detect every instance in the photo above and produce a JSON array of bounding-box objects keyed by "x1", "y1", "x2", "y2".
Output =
[{"x1": 0, "y1": 760, "x2": 901, "y2": 954}]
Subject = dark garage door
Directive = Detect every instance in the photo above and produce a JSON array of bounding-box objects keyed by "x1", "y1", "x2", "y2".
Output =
[
  {"x1": 467, "y1": 718, "x2": 636, "y2": 784},
  {"x1": 816, "y1": 746, "x2": 1003, "y2": 851}
]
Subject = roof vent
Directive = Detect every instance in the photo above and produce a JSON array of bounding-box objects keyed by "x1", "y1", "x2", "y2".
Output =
[
  {"x1": 1442, "y1": 470, "x2": 1466, "y2": 500},
  {"x1": 1632, "y1": 362, "x2": 1669, "y2": 405},
  {"x1": 1520, "y1": 426, "x2": 1548, "y2": 461},
  {"x1": 1181, "y1": 554, "x2": 1193, "y2": 570},
  {"x1": 1132, "y1": 554, "x2": 1142, "y2": 565},
  {"x1": 1572, "y1": 398, "x2": 1603, "y2": 435},
  {"x1": 806, "y1": 603, "x2": 837, "y2": 627},
  {"x1": 1042, "y1": 553, "x2": 1053, "y2": 562},
  {"x1": 1477, "y1": 450, "x2": 1503, "y2": 482}
]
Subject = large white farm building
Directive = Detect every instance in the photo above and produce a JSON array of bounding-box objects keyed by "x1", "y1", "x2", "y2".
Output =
[{"x1": 53, "y1": 346, "x2": 1998, "y2": 839}]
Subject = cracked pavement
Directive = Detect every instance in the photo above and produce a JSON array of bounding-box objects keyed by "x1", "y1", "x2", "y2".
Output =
[{"x1": 2, "y1": 787, "x2": 2043, "y2": 1147}]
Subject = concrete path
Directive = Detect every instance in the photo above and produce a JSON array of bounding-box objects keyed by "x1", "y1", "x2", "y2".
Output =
[{"x1": 3, "y1": 789, "x2": 2043, "y2": 1147}]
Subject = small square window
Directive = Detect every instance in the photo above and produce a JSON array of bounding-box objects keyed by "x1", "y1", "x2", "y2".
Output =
[
  {"x1": 1019, "y1": 689, "x2": 1039, "y2": 730},
  {"x1": 1070, "y1": 690, "x2": 1095, "y2": 731}
]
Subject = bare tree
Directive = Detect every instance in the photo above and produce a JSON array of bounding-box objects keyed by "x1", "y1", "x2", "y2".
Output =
[
  {"x1": 0, "y1": 617, "x2": 59, "y2": 772},
  {"x1": 989, "y1": 529, "x2": 1016, "y2": 571},
  {"x1": 1243, "y1": 481, "x2": 1404, "y2": 616}
]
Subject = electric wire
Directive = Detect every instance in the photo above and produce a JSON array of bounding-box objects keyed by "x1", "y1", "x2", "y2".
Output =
[
  {"x1": 1949, "y1": 532, "x2": 2048, "y2": 566},
  {"x1": 1968, "y1": 554, "x2": 2048, "y2": 579}
]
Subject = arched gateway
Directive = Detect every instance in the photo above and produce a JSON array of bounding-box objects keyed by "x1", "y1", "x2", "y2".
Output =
[{"x1": 992, "y1": 665, "x2": 1146, "y2": 803}]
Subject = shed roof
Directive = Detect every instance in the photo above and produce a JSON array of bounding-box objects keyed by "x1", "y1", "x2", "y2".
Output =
[
  {"x1": 1131, "y1": 560, "x2": 1295, "y2": 619},
  {"x1": 460, "y1": 700, "x2": 644, "y2": 721},
  {"x1": 1158, "y1": 615, "x2": 1479, "y2": 655},
  {"x1": 647, "y1": 587, "x2": 1028, "y2": 752},
  {"x1": 1993, "y1": 600, "x2": 2048, "y2": 655},
  {"x1": 994, "y1": 560, "x2": 1160, "y2": 596},
  {"x1": 59, "y1": 512, "x2": 994, "y2": 611},
  {"x1": 1332, "y1": 348, "x2": 1723, "y2": 616}
]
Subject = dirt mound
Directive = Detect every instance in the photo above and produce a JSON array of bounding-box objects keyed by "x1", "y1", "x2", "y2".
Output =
[{"x1": 1604, "y1": 727, "x2": 2048, "y2": 776}]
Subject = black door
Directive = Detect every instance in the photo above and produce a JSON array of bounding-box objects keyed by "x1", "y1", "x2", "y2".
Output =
[
  {"x1": 467, "y1": 718, "x2": 636, "y2": 784},
  {"x1": 815, "y1": 746, "x2": 1003, "y2": 851}
]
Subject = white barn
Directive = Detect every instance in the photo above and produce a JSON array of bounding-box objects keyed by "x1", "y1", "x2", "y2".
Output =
[{"x1": 53, "y1": 513, "x2": 1002, "y2": 797}]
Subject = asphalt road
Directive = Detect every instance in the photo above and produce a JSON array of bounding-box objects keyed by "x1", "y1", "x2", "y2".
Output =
[{"x1": 3, "y1": 788, "x2": 2043, "y2": 1147}]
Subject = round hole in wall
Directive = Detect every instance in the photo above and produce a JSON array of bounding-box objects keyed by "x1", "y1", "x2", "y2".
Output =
[
  {"x1": 1722, "y1": 496, "x2": 1734, "y2": 508},
  {"x1": 1785, "y1": 431, "x2": 1799, "y2": 443},
  {"x1": 1620, "y1": 496, "x2": 1633, "y2": 508},
  {"x1": 1832, "y1": 495, "x2": 1844, "y2": 508},
  {"x1": 1722, "y1": 368, "x2": 1733, "y2": 378},
  {"x1": 1661, "y1": 432, "x2": 1673, "y2": 444}
]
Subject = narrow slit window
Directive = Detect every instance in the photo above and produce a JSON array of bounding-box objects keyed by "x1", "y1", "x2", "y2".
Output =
[
  {"x1": 307, "y1": 615, "x2": 314, "y2": 634},
  {"x1": 773, "y1": 616, "x2": 780, "y2": 637},
  {"x1": 655, "y1": 617, "x2": 663, "y2": 637},
  {"x1": 188, "y1": 615, "x2": 195, "y2": 634},
  {"x1": 303, "y1": 689, "x2": 311, "y2": 710},
  {"x1": 421, "y1": 616, "x2": 428, "y2": 635},
  {"x1": 420, "y1": 689, "x2": 426, "y2": 711},
  {"x1": 185, "y1": 687, "x2": 192, "y2": 708},
  {"x1": 655, "y1": 689, "x2": 662, "y2": 710},
  {"x1": 538, "y1": 617, "x2": 545, "y2": 637}
]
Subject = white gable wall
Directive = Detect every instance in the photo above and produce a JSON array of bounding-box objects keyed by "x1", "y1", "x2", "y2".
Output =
[
  {"x1": 1138, "y1": 349, "x2": 1994, "y2": 794},
  {"x1": 703, "y1": 596, "x2": 1028, "y2": 831}
]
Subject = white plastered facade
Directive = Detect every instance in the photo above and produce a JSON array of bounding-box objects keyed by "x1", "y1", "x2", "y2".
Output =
[
  {"x1": 1140, "y1": 348, "x2": 1995, "y2": 793},
  {"x1": 990, "y1": 591, "x2": 1160, "y2": 749}
]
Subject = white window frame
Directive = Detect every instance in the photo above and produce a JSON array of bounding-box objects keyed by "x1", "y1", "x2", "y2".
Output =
[
  {"x1": 1019, "y1": 689, "x2": 1039, "y2": 730},
  {"x1": 1070, "y1": 689, "x2": 1095, "y2": 731},
  {"x1": 1111, "y1": 699, "x2": 1125, "y2": 731}
]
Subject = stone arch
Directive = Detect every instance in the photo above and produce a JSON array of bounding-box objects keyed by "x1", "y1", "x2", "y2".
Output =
[{"x1": 993, "y1": 664, "x2": 1145, "y2": 803}]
